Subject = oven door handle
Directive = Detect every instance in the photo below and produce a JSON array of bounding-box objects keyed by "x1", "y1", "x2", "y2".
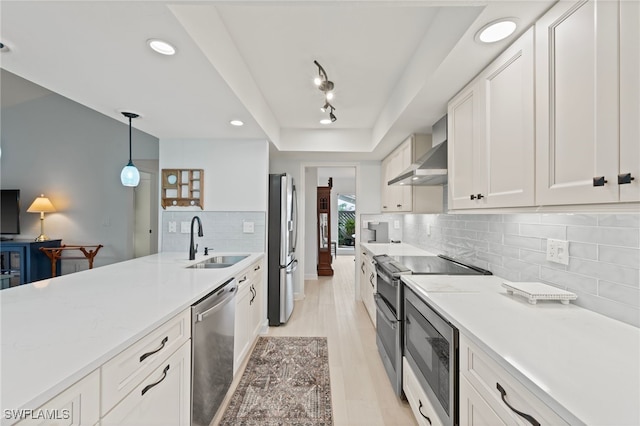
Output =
[
  {"x1": 376, "y1": 267, "x2": 395, "y2": 286},
  {"x1": 374, "y1": 294, "x2": 397, "y2": 330}
]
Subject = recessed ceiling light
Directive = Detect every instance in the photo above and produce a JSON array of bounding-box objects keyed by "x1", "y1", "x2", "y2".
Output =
[
  {"x1": 320, "y1": 119, "x2": 332, "y2": 125},
  {"x1": 476, "y1": 19, "x2": 518, "y2": 43},
  {"x1": 230, "y1": 120, "x2": 244, "y2": 126},
  {"x1": 148, "y1": 39, "x2": 176, "y2": 55}
]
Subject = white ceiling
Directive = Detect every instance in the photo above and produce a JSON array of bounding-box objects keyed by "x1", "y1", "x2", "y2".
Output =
[{"x1": 0, "y1": 1, "x2": 555, "y2": 160}]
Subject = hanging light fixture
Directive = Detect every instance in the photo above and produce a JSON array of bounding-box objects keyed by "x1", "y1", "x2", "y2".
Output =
[
  {"x1": 120, "y1": 112, "x2": 140, "y2": 187},
  {"x1": 313, "y1": 60, "x2": 337, "y2": 123}
]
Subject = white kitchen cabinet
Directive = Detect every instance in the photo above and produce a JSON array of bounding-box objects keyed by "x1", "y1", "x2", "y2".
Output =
[
  {"x1": 15, "y1": 370, "x2": 100, "y2": 426},
  {"x1": 460, "y1": 376, "x2": 507, "y2": 426},
  {"x1": 459, "y1": 335, "x2": 570, "y2": 426},
  {"x1": 536, "y1": 0, "x2": 639, "y2": 205},
  {"x1": 101, "y1": 309, "x2": 191, "y2": 416},
  {"x1": 233, "y1": 259, "x2": 264, "y2": 374},
  {"x1": 381, "y1": 134, "x2": 443, "y2": 213},
  {"x1": 402, "y1": 357, "x2": 444, "y2": 426},
  {"x1": 620, "y1": 0, "x2": 640, "y2": 202},
  {"x1": 448, "y1": 28, "x2": 535, "y2": 210},
  {"x1": 101, "y1": 341, "x2": 191, "y2": 426},
  {"x1": 359, "y1": 248, "x2": 376, "y2": 327}
]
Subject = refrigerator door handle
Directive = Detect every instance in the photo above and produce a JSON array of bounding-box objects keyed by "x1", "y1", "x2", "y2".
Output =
[{"x1": 286, "y1": 259, "x2": 298, "y2": 273}]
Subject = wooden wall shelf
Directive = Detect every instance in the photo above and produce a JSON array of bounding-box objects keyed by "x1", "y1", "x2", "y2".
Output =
[{"x1": 161, "y1": 169, "x2": 204, "y2": 209}]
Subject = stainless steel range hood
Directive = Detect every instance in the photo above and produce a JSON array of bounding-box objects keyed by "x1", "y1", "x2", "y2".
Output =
[{"x1": 388, "y1": 115, "x2": 448, "y2": 186}]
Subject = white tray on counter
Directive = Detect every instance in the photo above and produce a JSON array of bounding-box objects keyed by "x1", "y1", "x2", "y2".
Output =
[{"x1": 502, "y1": 281, "x2": 578, "y2": 305}]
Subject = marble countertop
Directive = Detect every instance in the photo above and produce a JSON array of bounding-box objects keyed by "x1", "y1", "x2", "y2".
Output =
[
  {"x1": 0, "y1": 251, "x2": 264, "y2": 422},
  {"x1": 359, "y1": 242, "x2": 438, "y2": 257},
  {"x1": 403, "y1": 275, "x2": 640, "y2": 426}
]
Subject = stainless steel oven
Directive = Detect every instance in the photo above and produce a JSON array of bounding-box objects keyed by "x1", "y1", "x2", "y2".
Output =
[
  {"x1": 373, "y1": 254, "x2": 490, "y2": 403},
  {"x1": 404, "y1": 285, "x2": 458, "y2": 426}
]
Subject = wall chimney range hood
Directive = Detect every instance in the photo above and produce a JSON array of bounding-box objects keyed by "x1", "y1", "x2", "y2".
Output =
[{"x1": 388, "y1": 115, "x2": 448, "y2": 186}]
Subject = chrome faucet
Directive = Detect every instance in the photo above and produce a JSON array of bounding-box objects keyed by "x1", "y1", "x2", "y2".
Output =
[{"x1": 189, "y1": 216, "x2": 203, "y2": 260}]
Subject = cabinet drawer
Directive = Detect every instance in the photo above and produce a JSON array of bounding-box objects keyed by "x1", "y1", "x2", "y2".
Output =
[
  {"x1": 101, "y1": 309, "x2": 190, "y2": 416},
  {"x1": 15, "y1": 369, "x2": 100, "y2": 426},
  {"x1": 460, "y1": 336, "x2": 570, "y2": 425},
  {"x1": 236, "y1": 266, "x2": 252, "y2": 290},
  {"x1": 249, "y1": 259, "x2": 263, "y2": 281},
  {"x1": 101, "y1": 341, "x2": 191, "y2": 426},
  {"x1": 402, "y1": 357, "x2": 444, "y2": 426}
]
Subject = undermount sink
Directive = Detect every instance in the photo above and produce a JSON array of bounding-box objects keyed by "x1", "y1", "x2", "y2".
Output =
[{"x1": 187, "y1": 255, "x2": 249, "y2": 269}]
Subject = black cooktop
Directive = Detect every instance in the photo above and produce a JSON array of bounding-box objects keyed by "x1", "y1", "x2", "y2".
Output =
[{"x1": 375, "y1": 254, "x2": 492, "y2": 276}]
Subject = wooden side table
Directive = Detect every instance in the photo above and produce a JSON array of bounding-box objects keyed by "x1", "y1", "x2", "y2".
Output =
[{"x1": 39, "y1": 244, "x2": 103, "y2": 277}]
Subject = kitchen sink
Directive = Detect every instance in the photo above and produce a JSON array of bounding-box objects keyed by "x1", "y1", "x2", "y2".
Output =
[{"x1": 187, "y1": 255, "x2": 249, "y2": 269}]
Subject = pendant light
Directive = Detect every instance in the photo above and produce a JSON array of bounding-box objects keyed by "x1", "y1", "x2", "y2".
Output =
[{"x1": 120, "y1": 112, "x2": 140, "y2": 187}]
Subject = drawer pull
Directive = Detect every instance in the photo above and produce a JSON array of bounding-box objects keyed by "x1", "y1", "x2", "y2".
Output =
[
  {"x1": 593, "y1": 176, "x2": 608, "y2": 186},
  {"x1": 496, "y1": 382, "x2": 540, "y2": 426},
  {"x1": 239, "y1": 276, "x2": 247, "y2": 283},
  {"x1": 618, "y1": 173, "x2": 635, "y2": 185},
  {"x1": 141, "y1": 365, "x2": 170, "y2": 396},
  {"x1": 139, "y1": 336, "x2": 168, "y2": 362},
  {"x1": 254, "y1": 265, "x2": 261, "y2": 271},
  {"x1": 417, "y1": 400, "x2": 432, "y2": 425}
]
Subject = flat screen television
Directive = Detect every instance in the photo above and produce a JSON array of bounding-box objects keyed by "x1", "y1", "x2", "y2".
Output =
[{"x1": 1, "y1": 189, "x2": 21, "y2": 237}]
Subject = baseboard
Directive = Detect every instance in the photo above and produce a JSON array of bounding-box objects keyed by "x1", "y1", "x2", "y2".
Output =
[{"x1": 304, "y1": 273, "x2": 318, "y2": 280}]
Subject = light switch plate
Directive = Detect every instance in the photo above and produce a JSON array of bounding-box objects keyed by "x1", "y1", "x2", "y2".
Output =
[
  {"x1": 180, "y1": 221, "x2": 190, "y2": 234},
  {"x1": 546, "y1": 239, "x2": 569, "y2": 265},
  {"x1": 394, "y1": 220, "x2": 400, "y2": 229},
  {"x1": 168, "y1": 221, "x2": 177, "y2": 233}
]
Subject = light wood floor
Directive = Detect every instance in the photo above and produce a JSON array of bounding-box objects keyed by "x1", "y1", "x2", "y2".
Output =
[{"x1": 217, "y1": 255, "x2": 417, "y2": 425}]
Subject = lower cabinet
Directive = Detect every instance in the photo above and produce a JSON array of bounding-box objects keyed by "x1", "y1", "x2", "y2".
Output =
[
  {"x1": 359, "y1": 249, "x2": 376, "y2": 327},
  {"x1": 15, "y1": 370, "x2": 100, "y2": 426},
  {"x1": 101, "y1": 341, "x2": 191, "y2": 426},
  {"x1": 233, "y1": 259, "x2": 264, "y2": 374},
  {"x1": 402, "y1": 357, "x2": 444, "y2": 426},
  {"x1": 459, "y1": 335, "x2": 569, "y2": 426}
]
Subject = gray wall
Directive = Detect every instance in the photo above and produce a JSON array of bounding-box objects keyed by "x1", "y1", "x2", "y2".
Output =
[
  {"x1": 402, "y1": 212, "x2": 640, "y2": 327},
  {"x1": 1, "y1": 72, "x2": 159, "y2": 273}
]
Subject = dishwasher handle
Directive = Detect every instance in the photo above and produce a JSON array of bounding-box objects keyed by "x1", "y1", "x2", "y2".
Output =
[{"x1": 195, "y1": 282, "x2": 237, "y2": 323}]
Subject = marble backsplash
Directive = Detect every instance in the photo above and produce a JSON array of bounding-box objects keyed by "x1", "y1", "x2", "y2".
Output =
[{"x1": 161, "y1": 211, "x2": 266, "y2": 254}]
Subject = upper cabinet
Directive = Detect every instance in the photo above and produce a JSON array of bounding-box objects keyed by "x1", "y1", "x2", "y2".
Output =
[
  {"x1": 448, "y1": 28, "x2": 535, "y2": 210},
  {"x1": 536, "y1": 0, "x2": 640, "y2": 205},
  {"x1": 448, "y1": 0, "x2": 639, "y2": 210},
  {"x1": 381, "y1": 134, "x2": 444, "y2": 213}
]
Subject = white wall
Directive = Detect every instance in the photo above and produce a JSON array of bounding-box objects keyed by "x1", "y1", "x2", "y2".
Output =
[
  {"x1": 1, "y1": 74, "x2": 159, "y2": 273},
  {"x1": 305, "y1": 167, "x2": 318, "y2": 280}
]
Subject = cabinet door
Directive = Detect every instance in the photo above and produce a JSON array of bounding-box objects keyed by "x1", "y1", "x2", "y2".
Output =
[
  {"x1": 481, "y1": 28, "x2": 535, "y2": 208},
  {"x1": 380, "y1": 156, "x2": 393, "y2": 211},
  {"x1": 101, "y1": 341, "x2": 190, "y2": 426},
  {"x1": 250, "y1": 265, "x2": 263, "y2": 338},
  {"x1": 396, "y1": 141, "x2": 414, "y2": 211},
  {"x1": 536, "y1": 0, "x2": 620, "y2": 205},
  {"x1": 15, "y1": 370, "x2": 100, "y2": 426},
  {"x1": 620, "y1": 0, "x2": 640, "y2": 202},
  {"x1": 460, "y1": 376, "x2": 507, "y2": 426},
  {"x1": 448, "y1": 83, "x2": 484, "y2": 209},
  {"x1": 233, "y1": 281, "x2": 251, "y2": 373}
]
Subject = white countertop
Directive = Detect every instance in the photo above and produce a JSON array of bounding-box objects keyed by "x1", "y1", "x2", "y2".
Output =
[
  {"x1": 360, "y1": 242, "x2": 438, "y2": 257},
  {"x1": 0, "y1": 251, "x2": 264, "y2": 422},
  {"x1": 403, "y1": 275, "x2": 640, "y2": 426}
]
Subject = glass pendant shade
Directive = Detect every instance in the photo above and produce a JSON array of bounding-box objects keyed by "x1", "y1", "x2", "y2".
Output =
[
  {"x1": 121, "y1": 111, "x2": 140, "y2": 187},
  {"x1": 121, "y1": 161, "x2": 140, "y2": 187}
]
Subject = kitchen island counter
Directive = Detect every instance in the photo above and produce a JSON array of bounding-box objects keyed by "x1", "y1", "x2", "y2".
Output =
[
  {"x1": 403, "y1": 274, "x2": 640, "y2": 426},
  {"x1": 0, "y1": 251, "x2": 264, "y2": 423}
]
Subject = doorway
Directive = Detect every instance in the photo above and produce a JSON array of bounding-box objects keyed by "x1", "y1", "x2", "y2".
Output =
[{"x1": 133, "y1": 161, "x2": 159, "y2": 258}]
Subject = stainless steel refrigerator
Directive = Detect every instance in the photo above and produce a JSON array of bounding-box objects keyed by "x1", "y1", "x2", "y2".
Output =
[{"x1": 268, "y1": 173, "x2": 298, "y2": 326}]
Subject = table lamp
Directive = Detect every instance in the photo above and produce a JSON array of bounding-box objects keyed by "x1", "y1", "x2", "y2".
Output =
[{"x1": 27, "y1": 194, "x2": 56, "y2": 241}]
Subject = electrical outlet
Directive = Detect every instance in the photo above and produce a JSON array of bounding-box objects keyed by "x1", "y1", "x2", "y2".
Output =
[
  {"x1": 168, "y1": 221, "x2": 177, "y2": 233},
  {"x1": 394, "y1": 220, "x2": 400, "y2": 229},
  {"x1": 243, "y1": 221, "x2": 255, "y2": 233},
  {"x1": 546, "y1": 239, "x2": 569, "y2": 265},
  {"x1": 362, "y1": 221, "x2": 369, "y2": 229},
  {"x1": 180, "y1": 221, "x2": 190, "y2": 234},
  {"x1": 427, "y1": 223, "x2": 431, "y2": 236}
]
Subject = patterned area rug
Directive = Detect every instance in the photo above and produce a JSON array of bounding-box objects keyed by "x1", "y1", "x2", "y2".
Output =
[{"x1": 219, "y1": 336, "x2": 333, "y2": 425}]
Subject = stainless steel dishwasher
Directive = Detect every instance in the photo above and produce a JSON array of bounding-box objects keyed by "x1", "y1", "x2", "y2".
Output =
[{"x1": 191, "y1": 277, "x2": 237, "y2": 426}]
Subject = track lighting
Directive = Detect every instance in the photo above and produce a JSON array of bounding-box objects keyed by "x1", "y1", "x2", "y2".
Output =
[{"x1": 313, "y1": 60, "x2": 337, "y2": 123}]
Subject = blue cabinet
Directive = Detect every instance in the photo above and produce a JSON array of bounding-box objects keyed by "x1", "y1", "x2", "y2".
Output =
[{"x1": 0, "y1": 239, "x2": 62, "y2": 288}]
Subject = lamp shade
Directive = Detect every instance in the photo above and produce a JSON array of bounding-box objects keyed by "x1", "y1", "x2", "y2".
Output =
[
  {"x1": 27, "y1": 194, "x2": 56, "y2": 213},
  {"x1": 121, "y1": 161, "x2": 141, "y2": 187}
]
